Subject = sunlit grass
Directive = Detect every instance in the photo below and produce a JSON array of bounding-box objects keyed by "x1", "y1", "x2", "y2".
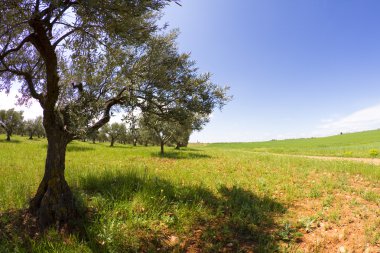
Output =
[
  {"x1": 0, "y1": 134, "x2": 379, "y2": 252},
  {"x1": 209, "y1": 129, "x2": 380, "y2": 158}
]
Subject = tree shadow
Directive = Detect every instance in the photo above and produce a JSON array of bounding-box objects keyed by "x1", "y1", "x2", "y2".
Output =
[
  {"x1": 0, "y1": 139, "x2": 21, "y2": 143},
  {"x1": 0, "y1": 209, "x2": 39, "y2": 251},
  {"x1": 0, "y1": 172, "x2": 286, "y2": 252},
  {"x1": 66, "y1": 145, "x2": 95, "y2": 152},
  {"x1": 40, "y1": 144, "x2": 96, "y2": 152},
  {"x1": 179, "y1": 147, "x2": 204, "y2": 152},
  {"x1": 26, "y1": 137, "x2": 44, "y2": 142},
  {"x1": 107, "y1": 145, "x2": 133, "y2": 149},
  {"x1": 78, "y1": 171, "x2": 285, "y2": 252},
  {"x1": 151, "y1": 151, "x2": 212, "y2": 159}
]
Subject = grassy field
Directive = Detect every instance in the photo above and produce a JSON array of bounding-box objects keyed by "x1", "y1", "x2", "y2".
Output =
[
  {"x1": 0, "y1": 133, "x2": 379, "y2": 252},
  {"x1": 209, "y1": 129, "x2": 380, "y2": 158}
]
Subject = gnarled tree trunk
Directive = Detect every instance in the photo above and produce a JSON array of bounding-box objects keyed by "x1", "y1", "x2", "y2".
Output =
[{"x1": 29, "y1": 116, "x2": 77, "y2": 230}]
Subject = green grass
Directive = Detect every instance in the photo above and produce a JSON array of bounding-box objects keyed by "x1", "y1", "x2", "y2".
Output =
[
  {"x1": 0, "y1": 133, "x2": 379, "y2": 252},
  {"x1": 209, "y1": 129, "x2": 380, "y2": 158}
]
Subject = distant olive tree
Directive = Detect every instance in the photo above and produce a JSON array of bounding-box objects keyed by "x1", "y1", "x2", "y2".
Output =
[
  {"x1": 0, "y1": 109, "x2": 24, "y2": 141},
  {"x1": 25, "y1": 116, "x2": 44, "y2": 140},
  {"x1": 100, "y1": 123, "x2": 127, "y2": 147},
  {"x1": 176, "y1": 113, "x2": 210, "y2": 149},
  {"x1": 124, "y1": 110, "x2": 140, "y2": 146},
  {"x1": 140, "y1": 112, "x2": 177, "y2": 155}
]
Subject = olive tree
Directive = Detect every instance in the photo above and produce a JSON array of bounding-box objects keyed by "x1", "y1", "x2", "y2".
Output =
[
  {"x1": 0, "y1": 109, "x2": 24, "y2": 141},
  {"x1": 140, "y1": 112, "x2": 177, "y2": 155},
  {"x1": 0, "y1": 0, "x2": 177, "y2": 229}
]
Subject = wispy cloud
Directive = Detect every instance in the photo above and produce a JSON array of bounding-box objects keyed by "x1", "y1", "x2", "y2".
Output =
[{"x1": 314, "y1": 103, "x2": 380, "y2": 136}]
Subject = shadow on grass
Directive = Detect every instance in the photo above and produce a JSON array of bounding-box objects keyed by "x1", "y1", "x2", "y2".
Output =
[
  {"x1": 151, "y1": 150, "x2": 211, "y2": 159},
  {"x1": 0, "y1": 209, "x2": 39, "y2": 251},
  {"x1": 0, "y1": 139, "x2": 21, "y2": 143},
  {"x1": 66, "y1": 145, "x2": 95, "y2": 152},
  {"x1": 108, "y1": 145, "x2": 133, "y2": 149},
  {"x1": 0, "y1": 172, "x2": 286, "y2": 252},
  {"x1": 26, "y1": 138, "x2": 44, "y2": 142},
  {"x1": 179, "y1": 147, "x2": 204, "y2": 152},
  {"x1": 79, "y1": 171, "x2": 285, "y2": 252},
  {"x1": 40, "y1": 144, "x2": 96, "y2": 152}
]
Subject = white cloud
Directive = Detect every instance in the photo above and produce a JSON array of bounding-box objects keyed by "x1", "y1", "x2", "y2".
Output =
[
  {"x1": 0, "y1": 90, "x2": 43, "y2": 120},
  {"x1": 314, "y1": 103, "x2": 380, "y2": 136}
]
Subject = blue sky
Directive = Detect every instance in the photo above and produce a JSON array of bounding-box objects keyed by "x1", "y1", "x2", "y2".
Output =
[
  {"x1": 1, "y1": 1, "x2": 380, "y2": 142},
  {"x1": 161, "y1": 0, "x2": 380, "y2": 142}
]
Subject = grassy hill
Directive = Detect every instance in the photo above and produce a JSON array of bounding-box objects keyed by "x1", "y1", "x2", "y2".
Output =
[
  {"x1": 0, "y1": 134, "x2": 379, "y2": 252},
  {"x1": 208, "y1": 129, "x2": 380, "y2": 158}
]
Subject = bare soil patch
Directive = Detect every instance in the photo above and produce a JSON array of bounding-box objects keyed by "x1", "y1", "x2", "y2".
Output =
[{"x1": 285, "y1": 176, "x2": 380, "y2": 253}]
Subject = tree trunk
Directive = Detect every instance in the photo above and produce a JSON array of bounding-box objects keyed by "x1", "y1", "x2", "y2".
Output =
[
  {"x1": 6, "y1": 132, "x2": 10, "y2": 141},
  {"x1": 29, "y1": 132, "x2": 33, "y2": 140},
  {"x1": 133, "y1": 139, "x2": 137, "y2": 147},
  {"x1": 29, "y1": 122, "x2": 77, "y2": 230},
  {"x1": 110, "y1": 137, "x2": 115, "y2": 147},
  {"x1": 160, "y1": 141, "x2": 164, "y2": 155},
  {"x1": 92, "y1": 137, "x2": 96, "y2": 144},
  {"x1": 175, "y1": 142, "x2": 181, "y2": 150}
]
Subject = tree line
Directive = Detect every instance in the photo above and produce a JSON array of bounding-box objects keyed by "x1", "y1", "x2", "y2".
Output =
[
  {"x1": 94, "y1": 111, "x2": 202, "y2": 154},
  {"x1": 0, "y1": 107, "x2": 200, "y2": 155},
  {"x1": 0, "y1": 109, "x2": 44, "y2": 141}
]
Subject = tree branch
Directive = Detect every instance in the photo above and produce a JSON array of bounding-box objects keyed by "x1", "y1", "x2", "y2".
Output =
[
  {"x1": 87, "y1": 87, "x2": 128, "y2": 134},
  {"x1": 53, "y1": 28, "x2": 78, "y2": 48},
  {"x1": 34, "y1": 0, "x2": 41, "y2": 14},
  {"x1": 50, "y1": 1, "x2": 78, "y2": 26},
  {"x1": 0, "y1": 120, "x2": 6, "y2": 130},
  {"x1": 0, "y1": 34, "x2": 33, "y2": 60},
  {"x1": 0, "y1": 59, "x2": 44, "y2": 104}
]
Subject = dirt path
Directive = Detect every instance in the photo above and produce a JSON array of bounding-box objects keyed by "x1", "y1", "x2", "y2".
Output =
[
  {"x1": 278, "y1": 153, "x2": 380, "y2": 165},
  {"x1": 224, "y1": 148, "x2": 380, "y2": 165}
]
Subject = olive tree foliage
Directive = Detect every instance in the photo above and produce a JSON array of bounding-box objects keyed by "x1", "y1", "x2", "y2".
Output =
[
  {"x1": 128, "y1": 32, "x2": 230, "y2": 154},
  {"x1": 0, "y1": 0, "x2": 177, "y2": 230},
  {"x1": 129, "y1": 32, "x2": 229, "y2": 118},
  {"x1": 172, "y1": 114, "x2": 207, "y2": 149},
  {"x1": 0, "y1": 109, "x2": 24, "y2": 141}
]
